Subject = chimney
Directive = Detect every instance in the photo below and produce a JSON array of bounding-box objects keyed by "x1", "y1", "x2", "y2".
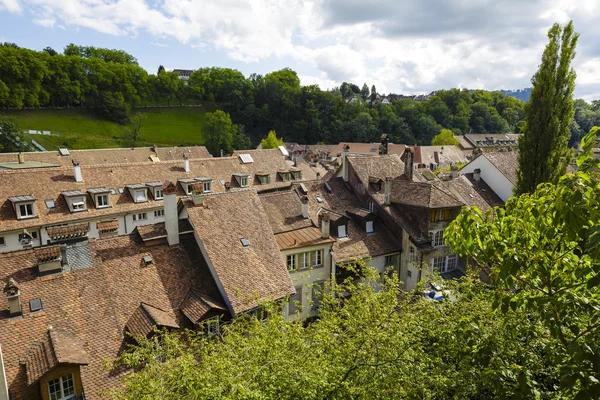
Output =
[
  {"x1": 379, "y1": 133, "x2": 389, "y2": 155},
  {"x1": 450, "y1": 165, "x2": 458, "y2": 179},
  {"x1": 473, "y1": 168, "x2": 481, "y2": 183},
  {"x1": 342, "y1": 144, "x2": 350, "y2": 182},
  {"x1": 18, "y1": 152, "x2": 24, "y2": 164},
  {"x1": 183, "y1": 154, "x2": 190, "y2": 174},
  {"x1": 3, "y1": 278, "x2": 21, "y2": 317},
  {"x1": 384, "y1": 177, "x2": 392, "y2": 206},
  {"x1": 163, "y1": 181, "x2": 179, "y2": 246},
  {"x1": 404, "y1": 148, "x2": 414, "y2": 181},
  {"x1": 191, "y1": 183, "x2": 204, "y2": 207},
  {"x1": 320, "y1": 212, "x2": 330, "y2": 239},
  {"x1": 316, "y1": 172, "x2": 321, "y2": 180},
  {"x1": 72, "y1": 160, "x2": 83, "y2": 183},
  {"x1": 300, "y1": 196, "x2": 309, "y2": 219}
]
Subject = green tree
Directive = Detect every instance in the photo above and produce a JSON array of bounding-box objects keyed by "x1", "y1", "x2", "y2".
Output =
[
  {"x1": 446, "y1": 127, "x2": 600, "y2": 398},
  {"x1": 370, "y1": 84, "x2": 377, "y2": 102},
  {"x1": 157, "y1": 65, "x2": 165, "y2": 75},
  {"x1": 431, "y1": 129, "x2": 459, "y2": 145},
  {"x1": 0, "y1": 117, "x2": 31, "y2": 153},
  {"x1": 233, "y1": 124, "x2": 253, "y2": 150},
  {"x1": 261, "y1": 130, "x2": 283, "y2": 149},
  {"x1": 360, "y1": 83, "x2": 369, "y2": 101},
  {"x1": 516, "y1": 21, "x2": 579, "y2": 195},
  {"x1": 202, "y1": 110, "x2": 236, "y2": 156},
  {"x1": 122, "y1": 113, "x2": 147, "y2": 147}
]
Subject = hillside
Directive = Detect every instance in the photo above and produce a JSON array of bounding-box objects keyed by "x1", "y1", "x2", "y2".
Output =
[
  {"x1": 3, "y1": 105, "x2": 219, "y2": 150},
  {"x1": 498, "y1": 88, "x2": 532, "y2": 102}
]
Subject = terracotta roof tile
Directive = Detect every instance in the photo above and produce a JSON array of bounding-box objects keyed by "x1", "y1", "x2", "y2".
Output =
[
  {"x1": 258, "y1": 191, "x2": 313, "y2": 234},
  {"x1": 180, "y1": 290, "x2": 227, "y2": 323},
  {"x1": 186, "y1": 190, "x2": 295, "y2": 315},
  {"x1": 33, "y1": 245, "x2": 62, "y2": 262},
  {"x1": 96, "y1": 219, "x2": 119, "y2": 233},
  {"x1": 46, "y1": 223, "x2": 89, "y2": 240},
  {"x1": 126, "y1": 303, "x2": 179, "y2": 338},
  {"x1": 482, "y1": 151, "x2": 518, "y2": 185}
]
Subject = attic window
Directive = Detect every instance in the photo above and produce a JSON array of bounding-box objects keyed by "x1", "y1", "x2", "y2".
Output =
[
  {"x1": 72, "y1": 199, "x2": 85, "y2": 211},
  {"x1": 45, "y1": 199, "x2": 55, "y2": 209},
  {"x1": 240, "y1": 176, "x2": 248, "y2": 187},
  {"x1": 366, "y1": 221, "x2": 374, "y2": 234},
  {"x1": 337, "y1": 225, "x2": 347, "y2": 238},
  {"x1": 203, "y1": 181, "x2": 212, "y2": 193},
  {"x1": 30, "y1": 298, "x2": 42, "y2": 312},
  {"x1": 135, "y1": 190, "x2": 147, "y2": 202},
  {"x1": 240, "y1": 238, "x2": 249, "y2": 248}
]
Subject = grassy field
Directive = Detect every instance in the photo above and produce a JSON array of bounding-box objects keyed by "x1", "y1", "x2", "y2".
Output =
[{"x1": 2, "y1": 104, "x2": 219, "y2": 150}]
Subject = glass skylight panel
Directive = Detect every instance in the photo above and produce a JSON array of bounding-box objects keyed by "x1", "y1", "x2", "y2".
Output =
[{"x1": 45, "y1": 199, "x2": 55, "y2": 209}]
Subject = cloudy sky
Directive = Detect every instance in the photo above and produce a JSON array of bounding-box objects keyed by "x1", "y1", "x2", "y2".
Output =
[{"x1": 1, "y1": 0, "x2": 599, "y2": 100}]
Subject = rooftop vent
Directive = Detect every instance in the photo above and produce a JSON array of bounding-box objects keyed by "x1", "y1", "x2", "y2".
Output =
[
  {"x1": 240, "y1": 238, "x2": 249, "y2": 248},
  {"x1": 58, "y1": 148, "x2": 70, "y2": 156},
  {"x1": 239, "y1": 154, "x2": 254, "y2": 164},
  {"x1": 143, "y1": 255, "x2": 153, "y2": 266},
  {"x1": 29, "y1": 298, "x2": 42, "y2": 312}
]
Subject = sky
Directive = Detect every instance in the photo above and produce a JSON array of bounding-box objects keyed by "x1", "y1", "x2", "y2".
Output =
[{"x1": 1, "y1": 0, "x2": 599, "y2": 101}]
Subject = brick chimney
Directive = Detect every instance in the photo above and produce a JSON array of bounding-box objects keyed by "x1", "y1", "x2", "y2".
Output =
[
  {"x1": 183, "y1": 154, "x2": 190, "y2": 174},
  {"x1": 403, "y1": 147, "x2": 414, "y2": 181},
  {"x1": 300, "y1": 195, "x2": 309, "y2": 219},
  {"x1": 3, "y1": 278, "x2": 21, "y2": 317},
  {"x1": 473, "y1": 168, "x2": 481, "y2": 183},
  {"x1": 72, "y1": 160, "x2": 83, "y2": 183},
  {"x1": 320, "y1": 212, "x2": 330, "y2": 239},
  {"x1": 163, "y1": 181, "x2": 179, "y2": 246},
  {"x1": 384, "y1": 177, "x2": 392, "y2": 206},
  {"x1": 191, "y1": 182, "x2": 204, "y2": 207}
]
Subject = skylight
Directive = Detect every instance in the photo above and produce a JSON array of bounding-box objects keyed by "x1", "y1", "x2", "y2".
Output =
[
  {"x1": 45, "y1": 199, "x2": 55, "y2": 209},
  {"x1": 58, "y1": 147, "x2": 70, "y2": 156},
  {"x1": 278, "y1": 145, "x2": 289, "y2": 157},
  {"x1": 118, "y1": 187, "x2": 124, "y2": 194},
  {"x1": 239, "y1": 154, "x2": 254, "y2": 164},
  {"x1": 240, "y1": 238, "x2": 249, "y2": 248},
  {"x1": 30, "y1": 298, "x2": 42, "y2": 312}
]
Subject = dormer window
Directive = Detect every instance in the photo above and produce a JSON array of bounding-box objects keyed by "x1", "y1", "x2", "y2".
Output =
[
  {"x1": 366, "y1": 220, "x2": 374, "y2": 234},
  {"x1": 203, "y1": 181, "x2": 212, "y2": 193},
  {"x1": 9, "y1": 196, "x2": 37, "y2": 220},
  {"x1": 61, "y1": 191, "x2": 87, "y2": 213},
  {"x1": 126, "y1": 184, "x2": 149, "y2": 203},
  {"x1": 87, "y1": 188, "x2": 112, "y2": 209},
  {"x1": 233, "y1": 173, "x2": 249, "y2": 188},
  {"x1": 337, "y1": 225, "x2": 347, "y2": 238},
  {"x1": 278, "y1": 170, "x2": 291, "y2": 181},
  {"x1": 145, "y1": 182, "x2": 164, "y2": 200},
  {"x1": 154, "y1": 188, "x2": 164, "y2": 199},
  {"x1": 96, "y1": 194, "x2": 109, "y2": 208},
  {"x1": 256, "y1": 172, "x2": 270, "y2": 185},
  {"x1": 290, "y1": 169, "x2": 302, "y2": 180}
]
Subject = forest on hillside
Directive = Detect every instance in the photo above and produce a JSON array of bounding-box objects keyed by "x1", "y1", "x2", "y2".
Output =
[{"x1": 1, "y1": 43, "x2": 599, "y2": 146}]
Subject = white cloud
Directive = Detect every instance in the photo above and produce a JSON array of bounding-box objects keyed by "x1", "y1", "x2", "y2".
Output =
[
  {"x1": 150, "y1": 41, "x2": 168, "y2": 47},
  {"x1": 3, "y1": 0, "x2": 600, "y2": 98}
]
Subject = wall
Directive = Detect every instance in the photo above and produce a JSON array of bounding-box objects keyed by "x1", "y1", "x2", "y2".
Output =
[
  {"x1": 459, "y1": 156, "x2": 514, "y2": 202},
  {"x1": 124, "y1": 206, "x2": 165, "y2": 234},
  {"x1": 38, "y1": 364, "x2": 83, "y2": 400},
  {"x1": 399, "y1": 231, "x2": 420, "y2": 291},
  {"x1": 282, "y1": 243, "x2": 333, "y2": 320}
]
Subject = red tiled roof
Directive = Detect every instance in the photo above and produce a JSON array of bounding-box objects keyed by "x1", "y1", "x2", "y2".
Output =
[
  {"x1": 125, "y1": 303, "x2": 179, "y2": 338},
  {"x1": 33, "y1": 245, "x2": 62, "y2": 262}
]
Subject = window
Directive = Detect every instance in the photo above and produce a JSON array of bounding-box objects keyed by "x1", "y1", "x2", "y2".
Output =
[
  {"x1": 366, "y1": 220, "x2": 374, "y2": 234},
  {"x1": 19, "y1": 203, "x2": 34, "y2": 218},
  {"x1": 337, "y1": 225, "x2": 347, "y2": 238},
  {"x1": 431, "y1": 209, "x2": 450, "y2": 222},
  {"x1": 186, "y1": 184, "x2": 193, "y2": 195},
  {"x1": 135, "y1": 190, "x2": 147, "y2": 202},
  {"x1": 205, "y1": 316, "x2": 220, "y2": 337},
  {"x1": 409, "y1": 246, "x2": 418, "y2": 263},
  {"x1": 48, "y1": 374, "x2": 75, "y2": 400},
  {"x1": 368, "y1": 201, "x2": 375, "y2": 212},
  {"x1": 289, "y1": 287, "x2": 302, "y2": 315},
  {"x1": 385, "y1": 254, "x2": 395, "y2": 267},
  {"x1": 312, "y1": 250, "x2": 323, "y2": 267},
  {"x1": 96, "y1": 194, "x2": 109, "y2": 208},
  {"x1": 203, "y1": 181, "x2": 212, "y2": 193},
  {"x1": 312, "y1": 281, "x2": 325, "y2": 310},
  {"x1": 430, "y1": 230, "x2": 444, "y2": 247},
  {"x1": 154, "y1": 209, "x2": 165, "y2": 217},
  {"x1": 407, "y1": 270, "x2": 412, "y2": 278},
  {"x1": 0, "y1": 237, "x2": 4, "y2": 246},
  {"x1": 240, "y1": 177, "x2": 248, "y2": 187},
  {"x1": 446, "y1": 255, "x2": 457, "y2": 272},
  {"x1": 132, "y1": 213, "x2": 147, "y2": 221},
  {"x1": 299, "y1": 252, "x2": 309, "y2": 269},
  {"x1": 286, "y1": 254, "x2": 296, "y2": 271},
  {"x1": 72, "y1": 199, "x2": 85, "y2": 211},
  {"x1": 259, "y1": 175, "x2": 270, "y2": 184},
  {"x1": 154, "y1": 189, "x2": 164, "y2": 200},
  {"x1": 432, "y1": 256, "x2": 445, "y2": 272}
]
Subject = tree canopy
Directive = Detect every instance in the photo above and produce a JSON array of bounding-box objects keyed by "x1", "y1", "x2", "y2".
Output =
[
  {"x1": 260, "y1": 130, "x2": 283, "y2": 149},
  {"x1": 431, "y1": 128, "x2": 459, "y2": 145},
  {"x1": 202, "y1": 110, "x2": 237, "y2": 156},
  {"x1": 0, "y1": 116, "x2": 31, "y2": 152},
  {"x1": 516, "y1": 21, "x2": 579, "y2": 194}
]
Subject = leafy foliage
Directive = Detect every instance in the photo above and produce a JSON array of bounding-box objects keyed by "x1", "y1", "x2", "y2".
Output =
[
  {"x1": 260, "y1": 130, "x2": 283, "y2": 149},
  {"x1": 0, "y1": 116, "x2": 31, "y2": 152},
  {"x1": 431, "y1": 128, "x2": 459, "y2": 145},
  {"x1": 202, "y1": 110, "x2": 237, "y2": 156},
  {"x1": 516, "y1": 21, "x2": 579, "y2": 194},
  {"x1": 446, "y1": 126, "x2": 600, "y2": 399}
]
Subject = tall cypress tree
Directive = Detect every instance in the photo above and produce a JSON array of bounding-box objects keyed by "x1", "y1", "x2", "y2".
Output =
[{"x1": 516, "y1": 21, "x2": 578, "y2": 195}]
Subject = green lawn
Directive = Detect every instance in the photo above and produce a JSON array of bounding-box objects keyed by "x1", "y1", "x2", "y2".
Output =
[{"x1": 2, "y1": 104, "x2": 219, "y2": 150}]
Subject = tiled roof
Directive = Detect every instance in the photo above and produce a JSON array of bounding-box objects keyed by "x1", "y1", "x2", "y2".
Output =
[
  {"x1": 258, "y1": 191, "x2": 313, "y2": 234},
  {"x1": 186, "y1": 190, "x2": 295, "y2": 315},
  {"x1": 482, "y1": 151, "x2": 518, "y2": 184},
  {"x1": 0, "y1": 234, "x2": 225, "y2": 399},
  {"x1": 33, "y1": 245, "x2": 62, "y2": 262},
  {"x1": 0, "y1": 146, "x2": 212, "y2": 167},
  {"x1": 347, "y1": 154, "x2": 407, "y2": 187},
  {"x1": 303, "y1": 179, "x2": 402, "y2": 262},
  {"x1": 97, "y1": 219, "x2": 119, "y2": 233},
  {"x1": 415, "y1": 145, "x2": 468, "y2": 166},
  {"x1": 136, "y1": 220, "x2": 194, "y2": 241},
  {"x1": 274, "y1": 226, "x2": 335, "y2": 250},
  {"x1": 22, "y1": 328, "x2": 89, "y2": 385},
  {"x1": 180, "y1": 290, "x2": 227, "y2": 323},
  {"x1": 330, "y1": 143, "x2": 406, "y2": 157},
  {"x1": 0, "y1": 151, "x2": 318, "y2": 233},
  {"x1": 125, "y1": 303, "x2": 180, "y2": 338},
  {"x1": 445, "y1": 175, "x2": 504, "y2": 213},
  {"x1": 46, "y1": 223, "x2": 89, "y2": 240},
  {"x1": 372, "y1": 180, "x2": 464, "y2": 209},
  {"x1": 464, "y1": 134, "x2": 520, "y2": 148}
]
